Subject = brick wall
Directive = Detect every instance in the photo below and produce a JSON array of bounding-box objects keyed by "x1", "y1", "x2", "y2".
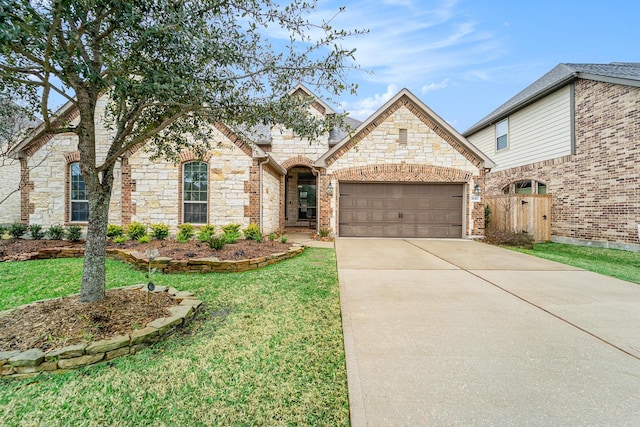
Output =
[{"x1": 485, "y1": 79, "x2": 640, "y2": 249}]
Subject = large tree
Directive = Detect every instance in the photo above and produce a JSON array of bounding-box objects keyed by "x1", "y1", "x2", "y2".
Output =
[{"x1": 0, "y1": 0, "x2": 361, "y2": 302}]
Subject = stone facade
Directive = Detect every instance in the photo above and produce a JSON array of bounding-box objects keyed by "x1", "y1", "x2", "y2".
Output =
[
  {"x1": 0, "y1": 155, "x2": 21, "y2": 224},
  {"x1": 9, "y1": 87, "x2": 492, "y2": 239},
  {"x1": 484, "y1": 79, "x2": 640, "y2": 250},
  {"x1": 321, "y1": 99, "x2": 485, "y2": 237}
]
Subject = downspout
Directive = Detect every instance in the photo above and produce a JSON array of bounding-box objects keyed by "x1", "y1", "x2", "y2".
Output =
[
  {"x1": 311, "y1": 166, "x2": 321, "y2": 235},
  {"x1": 258, "y1": 157, "x2": 269, "y2": 234}
]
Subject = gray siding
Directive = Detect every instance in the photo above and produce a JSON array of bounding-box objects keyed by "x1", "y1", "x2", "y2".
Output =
[{"x1": 468, "y1": 85, "x2": 572, "y2": 172}]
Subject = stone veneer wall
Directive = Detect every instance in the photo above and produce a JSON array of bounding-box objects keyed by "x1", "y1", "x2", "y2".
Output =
[
  {"x1": 0, "y1": 154, "x2": 21, "y2": 224},
  {"x1": 261, "y1": 164, "x2": 282, "y2": 234},
  {"x1": 484, "y1": 79, "x2": 640, "y2": 250},
  {"x1": 127, "y1": 138, "x2": 252, "y2": 232},
  {"x1": 323, "y1": 104, "x2": 484, "y2": 237}
]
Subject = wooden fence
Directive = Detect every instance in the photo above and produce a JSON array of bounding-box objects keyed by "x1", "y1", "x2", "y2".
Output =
[{"x1": 484, "y1": 194, "x2": 552, "y2": 242}]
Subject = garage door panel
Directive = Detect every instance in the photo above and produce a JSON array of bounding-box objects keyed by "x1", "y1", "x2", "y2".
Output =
[{"x1": 339, "y1": 183, "x2": 463, "y2": 238}]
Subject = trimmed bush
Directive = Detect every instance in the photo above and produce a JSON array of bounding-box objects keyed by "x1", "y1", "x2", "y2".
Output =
[
  {"x1": 66, "y1": 225, "x2": 83, "y2": 242},
  {"x1": 126, "y1": 222, "x2": 147, "y2": 241},
  {"x1": 221, "y1": 223, "x2": 241, "y2": 244},
  {"x1": 46, "y1": 225, "x2": 65, "y2": 240},
  {"x1": 8, "y1": 223, "x2": 28, "y2": 239},
  {"x1": 29, "y1": 224, "x2": 45, "y2": 240},
  {"x1": 243, "y1": 223, "x2": 262, "y2": 241},
  {"x1": 177, "y1": 223, "x2": 195, "y2": 242},
  {"x1": 107, "y1": 224, "x2": 124, "y2": 239},
  {"x1": 112, "y1": 235, "x2": 127, "y2": 244},
  {"x1": 150, "y1": 223, "x2": 170, "y2": 240},
  {"x1": 197, "y1": 224, "x2": 216, "y2": 242},
  {"x1": 207, "y1": 235, "x2": 226, "y2": 250}
]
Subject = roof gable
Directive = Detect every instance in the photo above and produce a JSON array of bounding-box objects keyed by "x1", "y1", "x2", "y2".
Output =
[
  {"x1": 463, "y1": 62, "x2": 640, "y2": 136},
  {"x1": 314, "y1": 88, "x2": 494, "y2": 169}
]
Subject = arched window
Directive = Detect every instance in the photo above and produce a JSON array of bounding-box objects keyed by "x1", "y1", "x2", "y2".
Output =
[
  {"x1": 183, "y1": 161, "x2": 208, "y2": 224},
  {"x1": 502, "y1": 179, "x2": 547, "y2": 195},
  {"x1": 70, "y1": 162, "x2": 89, "y2": 222}
]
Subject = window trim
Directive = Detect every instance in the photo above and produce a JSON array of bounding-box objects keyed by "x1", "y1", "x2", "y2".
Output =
[
  {"x1": 182, "y1": 161, "x2": 209, "y2": 224},
  {"x1": 495, "y1": 118, "x2": 509, "y2": 152},
  {"x1": 69, "y1": 161, "x2": 89, "y2": 223}
]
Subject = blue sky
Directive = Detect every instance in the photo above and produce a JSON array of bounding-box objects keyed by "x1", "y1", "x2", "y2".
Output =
[{"x1": 311, "y1": 0, "x2": 640, "y2": 132}]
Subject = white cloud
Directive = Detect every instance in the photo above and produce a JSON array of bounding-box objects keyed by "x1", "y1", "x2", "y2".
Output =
[
  {"x1": 339, "y1": 84, "x2": 399, "y2": 119},
  {"x1": 421, "y1": 78, "x2": 450, "y2": 94}
]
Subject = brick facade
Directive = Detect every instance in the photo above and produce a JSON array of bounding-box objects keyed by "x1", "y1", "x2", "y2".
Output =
[{"x1": 484, "y1": 79, "x2": 640, "y2": 249}]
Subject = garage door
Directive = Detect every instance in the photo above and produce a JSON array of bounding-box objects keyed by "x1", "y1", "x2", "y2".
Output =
[{"x1": 339, "y1": 183, "x2": 463, "y2": 238}]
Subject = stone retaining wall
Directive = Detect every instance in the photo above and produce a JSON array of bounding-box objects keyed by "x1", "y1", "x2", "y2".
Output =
[
  {"x1": 4, "y1": 244, "x2": 305, "y2": 273},
  {"x1": 0, "y1": 285, "x2": 203, "y2": 379}
]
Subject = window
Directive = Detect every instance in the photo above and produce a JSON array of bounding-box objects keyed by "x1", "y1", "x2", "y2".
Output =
[
  {"x1": 70, "y1": 162, "x2": 89, "y2": 222},
  {"x1": 496, "y1": 118, "x2": 508, "y2": 151},
  {"x1": 183, "y1": 161, "x2": 208, "y2": 224},
  {"x1": 502, "y1": 180, "x2": 548, "y2": 195}
]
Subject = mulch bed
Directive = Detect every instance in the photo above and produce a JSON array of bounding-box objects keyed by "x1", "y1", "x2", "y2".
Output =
[
  {"x1": 0, "y1": 289, "x2": 178, "y2": 352},
  {"x1": 0, "y1": 238, "x2": 293, "y2": 262}
]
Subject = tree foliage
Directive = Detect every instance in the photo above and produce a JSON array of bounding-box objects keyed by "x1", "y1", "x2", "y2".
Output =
[{"x1": 0, "y1": 0, "x2": 363, "y2": 301}]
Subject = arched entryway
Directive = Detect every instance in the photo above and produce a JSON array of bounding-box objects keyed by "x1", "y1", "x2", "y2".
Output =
[{"x1": 285, "y1": 166, "x2": 317, "y2": 228}]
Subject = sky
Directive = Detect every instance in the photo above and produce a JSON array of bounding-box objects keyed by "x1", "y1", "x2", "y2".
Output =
[{"x1": 308, "y1": 0, "x2": 640, "y2": 132}]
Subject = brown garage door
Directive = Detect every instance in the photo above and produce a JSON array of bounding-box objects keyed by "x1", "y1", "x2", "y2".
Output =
[{"x1": 339, "y1": 183, "x2": 463, "y2": 238}]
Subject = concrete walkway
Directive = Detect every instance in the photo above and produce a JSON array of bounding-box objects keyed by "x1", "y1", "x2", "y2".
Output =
[{"x1": 336, "y1": 238, "x2": 640, "y2": 426}]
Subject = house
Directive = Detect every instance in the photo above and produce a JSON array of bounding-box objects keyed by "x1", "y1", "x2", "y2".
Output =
[
  {"x1": 464, "y1": 62, "x2": 640, "y2": 251},
  {"x1": 5, "y1": 85, "x2": 494, "y2": 239}
]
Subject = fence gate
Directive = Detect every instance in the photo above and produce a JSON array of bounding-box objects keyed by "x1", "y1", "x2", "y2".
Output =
[{"x1": 485, "y1": 194, "x2": 552, "y2": 242}]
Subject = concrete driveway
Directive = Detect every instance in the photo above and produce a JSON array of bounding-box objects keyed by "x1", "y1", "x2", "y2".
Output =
[{"x1": 336, "y1": 238, "x2": 640, "y2": 426}]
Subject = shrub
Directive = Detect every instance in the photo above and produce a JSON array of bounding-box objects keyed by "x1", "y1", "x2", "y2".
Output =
[
  {"x1": 29, "y1": 224, "x2": 45, "y2": 240},
  {"x1": 207, "y1": 235, "x2": 226, "y2": 250},
  {"x1": 150, "y1": 223, "x2": 170, "y2": 240},
  {"x1": 66, "y1": 225, "x2": 83, "y2": 242},
  {"x1": 221, "y1": 223, "x2": 241, "y2": 244},
  {"x1": 484, "y1": 230, "x2": 534, "y2": 249},
  {"x1": 319, "y1": 227, "x2": 331, "y2": 238},
  {"x1": 137, "y1": 234, "x2": 151, "y2": 244},
  {"x1": 8, "y1": 222, "x2": 28, "y2": 239},
  {"x1": 177, "y1": 223, "x2": 195, "y2": 242},
  {"x1": 484, "y1": 205, "x2": 491, "y2": 228},
  {"x1": 126, "y1": 222, "x2": 147, "y2": 241},
  {"x1": 280, "y1": 235, "x2": 288, "y2": 244},
  {"x1": 0, "y1": 225, "x2": 7, "y2": 238},
  {"x1": 107, "y1": 224, "x2": 124, "y2": 239},
  {"x1": 46, "y1": 224, "x2": 65, "y2": 240},
  {"x1": 197, "y1": 224, "x2": 216, "y2": 242},
  {"x1": 112, "y1": 235, "x2": 127, "y2": 244},
  {"x1": 243, "y1": 223, "x2": 262, "y2": 241},
  {"x1": 268, "y1": 233, "x2": 276, "y2": 242}
]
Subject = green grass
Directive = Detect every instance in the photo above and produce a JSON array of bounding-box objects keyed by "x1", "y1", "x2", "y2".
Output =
[
  {"x1": 0, "y1": 249, "x2": 349, "y2": 426},
  {"x1": 512, "y1": 242, "x2": 640, "y2": 284}
]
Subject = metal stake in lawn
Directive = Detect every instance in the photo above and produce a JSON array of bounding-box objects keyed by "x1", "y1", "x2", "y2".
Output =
[{"x1": 145, "y1": 248, "x2": 160, "y2": 305}]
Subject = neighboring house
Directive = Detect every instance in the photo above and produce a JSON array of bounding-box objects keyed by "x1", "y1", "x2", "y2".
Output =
[
  {"x1": 5, "y1": 85, "x2": 494, "y2": 238},
  {"x1": 0, "y1": 100, "x2": 41, "y2": 224},
  {"x1": 464, "y1": 62, "x2": 640, "y2": 251}
]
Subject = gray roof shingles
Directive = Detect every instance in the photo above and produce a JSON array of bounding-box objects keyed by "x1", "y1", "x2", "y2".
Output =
[{"x1": 463, "y1": 62, "x2": 640, "y2": 136}]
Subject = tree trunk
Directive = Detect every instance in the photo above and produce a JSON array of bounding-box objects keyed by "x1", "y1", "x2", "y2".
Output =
[
  {"x1": 76, "y1": 89, "x2": 115, "y2": 303},
  {"x1": 79, "y1": 180, "x2": 112, "y2": 302}
]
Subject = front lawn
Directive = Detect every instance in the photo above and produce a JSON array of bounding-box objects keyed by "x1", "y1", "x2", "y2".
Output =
[
  {"x1": 513, "y1": 242, "x2": 640, "y2": 284},
  {"x1": 0, "y1": 248, "x2": 349, "y2": 426}
]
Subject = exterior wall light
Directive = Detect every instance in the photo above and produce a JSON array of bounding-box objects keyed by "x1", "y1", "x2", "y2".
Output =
[
  {"x1": 473, "y1": 184, "x2": 481, "y2": 196},
  {"x1": 327, "y1": 182, "x2": 334, "y2": 197}
]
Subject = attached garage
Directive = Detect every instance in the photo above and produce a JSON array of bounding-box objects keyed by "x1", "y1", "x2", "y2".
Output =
[{"x1": 338, "y1": 182, "x2": 464, "y2": 238}]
